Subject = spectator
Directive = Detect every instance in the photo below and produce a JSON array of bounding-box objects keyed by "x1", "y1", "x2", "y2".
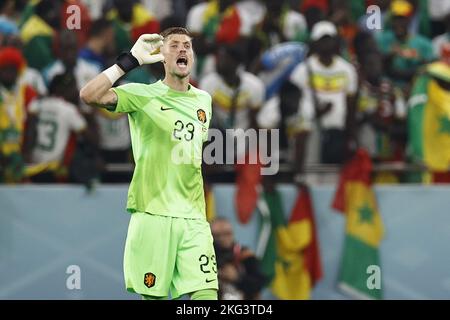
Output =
[
  {"x1": 211, "y1": 217, "x2": 266, "y2": 300},
  {"x1": 26, "y1": 73, "x2": 89, "y2": 183},
  {"x1": 19, "y1": 0, "x2": 61, "y2": 71},
  {"x1": 78, "y1": 18, "x2": 159, "y2": 87},
  {"x1": 289, "y1": 21, "x2": 357, "y2": 168},
  {"x1": 376, "y1": 0, "x2": 435, "y2": 93},
  {"x1": 200, "y1": 45, "x2": 265, "y2": 130},
  {"x1": 355, "y1": 50, "x2": 407, "y2": 168},
  {"x1": 42, "y1": 30, "x2": 100, "y2": 163},
  {"x1": 199, "y1": 45, "x2": 265, "y2": 160},
  {"x1": 79, "y1": 18, "x2": 116, "y2": 71},
  {"x1": 43, "y1": 30, "x2": 100, "y2": 93},
  {"x1": 0, "y1": 47, "x2": 37, "y2": 183}
]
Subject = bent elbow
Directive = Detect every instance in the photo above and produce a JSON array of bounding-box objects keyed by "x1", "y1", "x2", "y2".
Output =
[{"x1": 79, "y1": 86, "x2": 94, "y2": 105}]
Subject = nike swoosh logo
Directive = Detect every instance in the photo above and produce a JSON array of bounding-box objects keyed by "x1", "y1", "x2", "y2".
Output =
[
  {"x1": 205, "y1": 278, "x2": 216, "y2": 283},
  {"x1": 161, "y1": 106, "x2": 174, "y2": 111}
]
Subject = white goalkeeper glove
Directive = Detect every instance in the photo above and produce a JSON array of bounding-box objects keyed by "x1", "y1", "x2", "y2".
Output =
[
  {"x1": 130, "y1": 33, "x2": 164, "y2": 65},
  {"x1": 116, "y1": 34, "x2": 164, "y2": 73}
]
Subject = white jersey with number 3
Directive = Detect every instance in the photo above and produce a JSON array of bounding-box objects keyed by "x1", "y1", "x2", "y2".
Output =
[{"x1": 29, "y1": 97, "x2": 86, "y2": 164}]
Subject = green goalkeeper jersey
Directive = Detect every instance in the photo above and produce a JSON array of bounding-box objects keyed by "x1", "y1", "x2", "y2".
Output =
[{"x1": 111, "y1": 80, "x2": 212, "y2": 219}]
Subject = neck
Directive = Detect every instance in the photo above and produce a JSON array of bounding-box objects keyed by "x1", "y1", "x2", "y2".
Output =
[
  {"x1": 162, "y1": 74, "x2": 190, "y2": 92},
  {"x1": 223, "y1": 72, "x2": 240, "y2": 88},
  {"x1": 318, "y1": 54, "x2": 334, "y2": 67},
  {"x1": 87, "y1": 38, "x2": 103, "y2": 55}
]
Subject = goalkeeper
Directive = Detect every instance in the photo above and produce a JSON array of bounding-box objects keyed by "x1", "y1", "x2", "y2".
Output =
[{"x1": 80, "y1": 27, "x2": 217, "y2": 300}]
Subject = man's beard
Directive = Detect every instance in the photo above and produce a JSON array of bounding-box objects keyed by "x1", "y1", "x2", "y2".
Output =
[{"x1": 173, "y1": 70, "x2": 190, "y2": 79}]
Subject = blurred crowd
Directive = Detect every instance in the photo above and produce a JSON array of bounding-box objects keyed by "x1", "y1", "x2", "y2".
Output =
[{"x1": 1, "y1": 0, "x2": 450, "y2": 185}]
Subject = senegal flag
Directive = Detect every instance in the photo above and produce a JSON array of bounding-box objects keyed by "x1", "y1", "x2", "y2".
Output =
[
  {"x1": 409, "y1": 62, "x2": 450, "y2": 173},
  {"x1": 259, "y1": 187, "x2": 322, "y2": 299},
  {"x1": 332, "y1": 149, "x2": 384, "y2": 299}
]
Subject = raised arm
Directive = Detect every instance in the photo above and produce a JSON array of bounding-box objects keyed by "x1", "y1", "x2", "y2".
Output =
[
  {"x1": 79, "y1": 34, "x2": 164, "y2": 110},
  {"x1": 79, "y1": 69, "x2": 121, "y2": 110}
]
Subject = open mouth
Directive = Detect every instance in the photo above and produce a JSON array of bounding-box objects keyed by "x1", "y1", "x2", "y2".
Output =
[{"x1": 176, "y1": 57, "x2": 188, "y2": 67}]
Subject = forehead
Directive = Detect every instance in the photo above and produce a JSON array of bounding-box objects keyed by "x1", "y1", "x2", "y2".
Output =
[{"x1": 164, "y1": 34, "x2": 192, "y2": 44}]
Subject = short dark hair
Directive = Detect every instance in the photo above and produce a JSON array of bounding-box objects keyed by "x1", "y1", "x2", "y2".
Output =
[
  {"x1": 160, "y1": 27, "x2": 192, "y2": 39},
  {"x1": 219, "y1": 45, "x2": 244, "y2": 62},
  {"x1": 89, "y1": 18, "x2": 113, "y2": 38},
  {"x1": 49, "y1": 72, "x2": 76, "y2": 95}
]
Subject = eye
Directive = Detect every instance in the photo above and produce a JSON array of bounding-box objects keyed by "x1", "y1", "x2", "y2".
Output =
[
  {"x1": 171, "y1": 44, "x2": 178, "y2": 48},
  {"x1": 185, "y1": 43, "x2": 191, "y2": 49}
]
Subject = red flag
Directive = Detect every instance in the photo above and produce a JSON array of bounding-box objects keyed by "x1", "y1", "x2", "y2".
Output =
[
  {"x1": 235, "y1": 153, "x2": 262, "y2": 224},
  {"x1": 270, "y1": 185, "x2": 323, "y2": 299},
  {"x1": 332, "y1": 149, "x2": 372, "y2": 213},
  {"x1": 432, "y1": 172, "x2": 450, "y2": 183},
  {"x1": 291, "y1": 186, "x2": 323, "y2": 286},
  {"x1": 216, "y1": 6, "x2": 241, "y2": 44}
]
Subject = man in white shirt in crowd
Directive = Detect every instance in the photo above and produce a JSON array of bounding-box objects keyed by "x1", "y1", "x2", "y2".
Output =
[
  {"x1": 26, "y1": 73, "x2": 89, "y2": 182},
  {"x1": 289, "y1": 21, "x2": 357, "y2": 172},
  {"x1": 43, "y1": 30, "x2": 100, "y2": 90},
  {"x1": 199, "y1": 45, "x2": 265, "y2": 161}
]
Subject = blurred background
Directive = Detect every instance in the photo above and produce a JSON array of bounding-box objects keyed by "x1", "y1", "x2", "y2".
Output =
[{"x1": 1, "y1": 0, "x2": 450, "y2": 300}]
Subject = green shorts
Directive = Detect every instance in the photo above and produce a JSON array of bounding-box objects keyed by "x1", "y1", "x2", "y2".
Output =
[{"x1": 123, "y1": 212, "x2": 218, "y2": 298}]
